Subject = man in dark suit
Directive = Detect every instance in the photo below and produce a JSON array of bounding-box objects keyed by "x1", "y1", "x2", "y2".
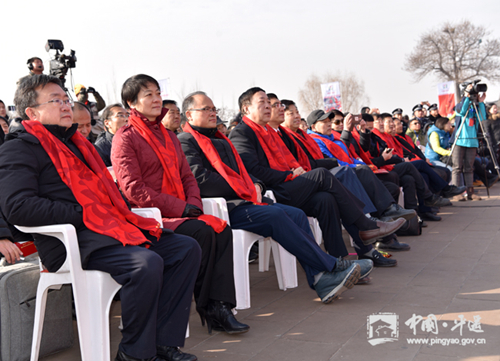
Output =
[{"x1": 228, "y1": 87, "x2": 405, "y2": 265}]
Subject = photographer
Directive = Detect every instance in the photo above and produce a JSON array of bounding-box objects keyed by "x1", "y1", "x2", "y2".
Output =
[
  {"x1": 74, "y1": 84, "x2": 106, "y2": 136},
  {"x1": 17, "y1": 57, "x2": 44, "y2": 85},
  {"x1": 451, "y1": 83, "x2": 487, "y2": 200}
]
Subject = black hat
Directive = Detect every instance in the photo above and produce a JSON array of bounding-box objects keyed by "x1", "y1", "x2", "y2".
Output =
[
  {"x1": 216, "y1": 116, "x2": 224, "y2": 125},
  {"x1": 392, "y1": 108, "x2": 403, "y2": 115},
  {"x1": 412, "y1": 104, "x2": 423, "y2": 112},
  {"x1": 307, "y1": 110, "x2": 332, "y2": 127},
  {"x1": 428, "y1": 103, "x2": 438, "y2": 111}
]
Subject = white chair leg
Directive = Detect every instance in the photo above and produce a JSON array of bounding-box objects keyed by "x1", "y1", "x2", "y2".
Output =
[
  {"x1": 270, "y1": 241, "x2": 298, "y2": 290},
  {"x1": 233, "y1": 230, "x2": 253, "y2": 310},
  {"x1": 258, "y1": 238, "x2": 272, "y2": 272}
]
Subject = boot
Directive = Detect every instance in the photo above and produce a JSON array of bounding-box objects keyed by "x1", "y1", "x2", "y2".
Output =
[
  {"x1": 467, "y1": 187, "x2": 482, "y2": 201},
  {"x1": 204, "y1": 300, "x2": 250, "y2": 334}
]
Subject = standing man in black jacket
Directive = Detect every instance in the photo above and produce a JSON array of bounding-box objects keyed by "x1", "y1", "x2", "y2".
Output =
[{"x1": 0, "y1": 75, "x2": 200, "y2": 361}]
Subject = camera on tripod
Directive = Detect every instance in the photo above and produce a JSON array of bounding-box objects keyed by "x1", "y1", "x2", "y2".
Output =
[
  {"x1": 461, "y1": 79, "x2": 487, "y2": 102},
  {"x1": 45, "y1": 39, "x2": 77, "y2": 88}
]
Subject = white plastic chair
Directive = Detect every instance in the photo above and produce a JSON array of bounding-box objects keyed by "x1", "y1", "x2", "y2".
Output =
[
  {"x1": 16, "y1": 207, "x2": 163, "y2": 361},
  {"x1": 202, "y1": 198, "x2": 298, "y2": 310}
]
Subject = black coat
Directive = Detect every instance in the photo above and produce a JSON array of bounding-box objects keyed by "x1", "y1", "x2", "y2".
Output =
[
  {"x1": 178, "y1": 126, "x2": 268, "y2": 212},
  {"x1": 279, "y1": 128, "x2": 338, "y2": 170},
  {"x1": 0, "y1": 121, "x2": 123, "y2": 271},
  {"x1": 229, "y1": 121, "x2": 294, "y2": 187},
  {"x1": 94, "y1": 130, "x2": 114, "y2": 167}
]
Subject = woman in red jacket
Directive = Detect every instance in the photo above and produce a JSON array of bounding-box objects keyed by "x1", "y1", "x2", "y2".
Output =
[{"x1": 111, "y1": 74, "x2": 249, "y2": 335}]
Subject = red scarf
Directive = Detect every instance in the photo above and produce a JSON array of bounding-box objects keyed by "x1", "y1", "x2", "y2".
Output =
[
  {"x1": 183, "y1": 122, "x2": 265, "y2": 205},
  {"x1": 308, "y1": 133, "x2": 354, "y2": 164},
  {"x1": 372, "y1": 128, "x2": 404, "y2": 158},
  {"x1": 395, "y1": 134, "x2": 424, "y2": 161},
  {"x1": 282, "y1": 127, "x2": 324, "y2": 160},
  {"x1": 128, "y1": 110, "x2": 226, "y2": 233},
  {"x1": 276, "y1": 126, "x2": 311, "y2": 171},
  {"x1": 331, "y1": 130, "x2": 361, "y2": 160},
  {"x1": 23, "y1": 120, "x2": 162, "y2": 246},
  {"x1": 351, "y1": 128, "x2": 393, "y2": 172},
  {"x1": 242, "y1": 117, "x2": 299, "y2": 181}
]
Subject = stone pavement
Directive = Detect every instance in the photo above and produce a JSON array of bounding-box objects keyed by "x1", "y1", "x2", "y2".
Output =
[{"x1": 43, "y1": 185, "x2": 500, "y2": 361}]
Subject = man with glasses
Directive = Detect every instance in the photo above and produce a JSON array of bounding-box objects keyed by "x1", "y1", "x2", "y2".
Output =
[
  {"x1": 0, "y1": 75, "x2": 201, "y2": 361},
  {"x1": 94, "y1": 104, "x2": 129, "y2": 166}
]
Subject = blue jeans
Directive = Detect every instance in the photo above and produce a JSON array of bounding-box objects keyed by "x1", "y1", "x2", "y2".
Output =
[{"x1": 229, "y1": 202, "x2": 337, "y2": 287}]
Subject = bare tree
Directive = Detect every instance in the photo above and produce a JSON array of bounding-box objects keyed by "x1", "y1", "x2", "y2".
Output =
[
  {"x1": 404, "y1": 20, "x2": 500, "y2": 99},
  {"x1": 217, "y1": 106, "x2": 237, "y2": 124},
  {"x1": 298, "y1": 72, "x2": 369, "y2": 115}
]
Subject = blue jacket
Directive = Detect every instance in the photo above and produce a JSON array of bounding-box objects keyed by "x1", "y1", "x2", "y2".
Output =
[
  {"x1": 306, "y1": 130, "x2": 365, "y2": 168},
  {"x1": 454, "y1": 97, "x2": 486, "y2": 148},
  {"x1": 425, "y1": 125, "x2": 450, "y2": 161}
]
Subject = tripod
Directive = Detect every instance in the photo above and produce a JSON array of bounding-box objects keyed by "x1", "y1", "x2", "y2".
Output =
[{"x1": 447, "y1": 99, "x2": 500, "y2": 198}]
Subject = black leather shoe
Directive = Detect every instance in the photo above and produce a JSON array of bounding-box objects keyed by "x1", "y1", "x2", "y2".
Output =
[
  {"x1": 418, "y1": 212, "x2": 442, "y2": 222},
  {"x1": 359, "y1": 250, "x2": 397, "y2": 267},
  {"x1": 376, "y1": 237, "x2": 411, "y2": 252},
  {"x1": 156, "y1": 346, "x2": 197, "y2": 361},
  {"x1": 381, "y1": 203, "x2": 416, "y2": 222},
  {"x1": 115, "y1": 350, "x2": 160, "y2": 361},
  {"x1": 204, "y1": 300, "x2": 250, "y2": 334}
]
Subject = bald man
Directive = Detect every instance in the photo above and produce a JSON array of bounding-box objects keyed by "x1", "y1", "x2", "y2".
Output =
[{"x1": 73, "y1": 102, "x2": 92, "y2": 140}]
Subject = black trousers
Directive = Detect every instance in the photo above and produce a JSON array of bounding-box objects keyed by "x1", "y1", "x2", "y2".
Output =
[
  {"x1": 175, "y1": 220, "x2": 236, "y2": 309},
  {"x1": 352, "y1": 165, "x2": 393, "y2": 216},
  {"x1": 392, "y1": 162, "x2": 433, "y2": 211},
  {"x1": 86, "y1": 233, "x2": 201, "y2": 359},
  {"x1": 275, "y1": 168, "x2": 366, "y2": 257}
]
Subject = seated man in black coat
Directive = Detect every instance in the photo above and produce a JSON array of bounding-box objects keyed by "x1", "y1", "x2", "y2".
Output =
[
  {"x1": 228, "y1": 87, "x2": 405, "y2": 266},
  {"x1": 94, "y1": 103, "x2": 129, "y2": 166},
  {"x1": 178, "y1": 91, "x2": 371, "y2": 299},
  {"x1": 0, "y1": 75, "x2": 200, "y2": 361}
]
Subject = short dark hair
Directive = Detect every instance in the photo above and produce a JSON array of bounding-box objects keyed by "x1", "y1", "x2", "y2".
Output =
[
  {"x1": 267, "y1": 93, "x2": 278, "y2": 101},
  {"x1": 14, "y1": 74, "x2": 62, "y2": 120},
  {"x1": 380, "y1": 112, "x2": 393, "y2": 121},
  {"x1": 362, "y1": 113, "x2": 374, "y2": 123},
  {"x1": 121, "y1": 74, "x2": 160, "y2": 110},
  {"x1": 331, "y1": 109, "x2": 344, "y2": 118},
  {"x1": 281, "y1": 99, "x2": 296, "y2": 111},
  {"x1": 361, "y1": 106, "x2": 370, "y2": 114},
  {"x1": 0, "y1": 100, "x2": 4, "y2": 106},
  {"x1": 102, "y1": 103, "x2": 124, "y2": 121},
  {"x1": 435, "y1": 117, "x2": 449, "y2": 130},
  {"x1": 182, "y1": 91, "x2": 207, "y2": 116},
  {"x1": 162, "y1": 99, "x2": 177, "y2": 107},
  {"x1": 238, "y1": 87, "x2": 265, "y2": 113}
]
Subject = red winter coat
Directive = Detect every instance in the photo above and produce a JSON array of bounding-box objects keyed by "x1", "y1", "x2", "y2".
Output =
[{"x1": 111, "y1": 111, "x2": 202, "y2": 231}]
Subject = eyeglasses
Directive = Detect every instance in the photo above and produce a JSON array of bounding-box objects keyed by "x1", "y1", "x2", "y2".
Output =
[
  {"x1": 32, "y1": 99, "x2": 74, "y2": 108},
  {"x1": 113, "y1": 113, "x2": 130, "y2": 119},
  {"x1": 332, "y1": 119, "x2": 343, "y2": 125},
  {"x1": 188, "y1": 107, "x2": 219, "y2": 114},
  {"x1": 271, "y1": 102, "x2": 285, "y2": 109}
]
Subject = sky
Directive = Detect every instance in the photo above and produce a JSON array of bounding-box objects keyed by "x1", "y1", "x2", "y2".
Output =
[{"x1": 2, "y1": 0, "x2": 500, "y2": 119}]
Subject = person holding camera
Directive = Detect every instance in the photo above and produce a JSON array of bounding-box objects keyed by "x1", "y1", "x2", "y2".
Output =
[
  {"x1": 451, "y1": 83, "x2": 487, "y2": 200},
  {"x1": 74, "y1": 84, "x2": 106, "y2": 136}
]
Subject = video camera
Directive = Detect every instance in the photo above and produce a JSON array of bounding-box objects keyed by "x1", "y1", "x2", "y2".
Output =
[
  {"x1": 461, "y1": 79, "x2": 487, "y2": 102},
  {"x1": 45, "y1": 39, "x2": 77, "y2": 88}
]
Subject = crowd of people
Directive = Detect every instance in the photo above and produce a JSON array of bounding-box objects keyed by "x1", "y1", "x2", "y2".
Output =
[{"x1": 0, "y1": 62, "x2": 498, "y2": 361}]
